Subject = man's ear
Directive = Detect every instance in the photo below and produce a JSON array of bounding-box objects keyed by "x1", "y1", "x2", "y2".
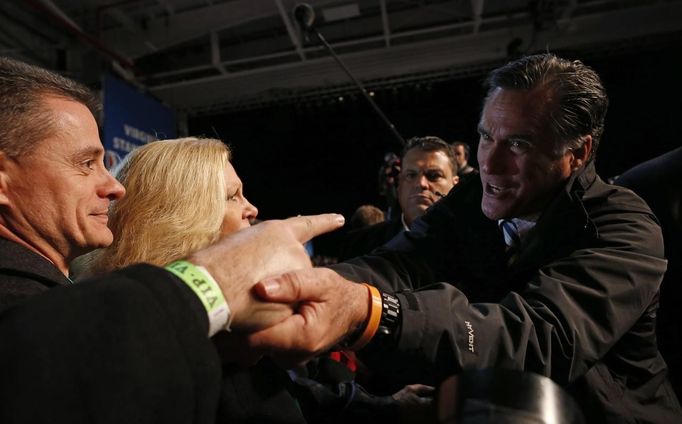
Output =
[
  {"x1": 570, "y1": 135, "x2": 593, "y2": 171},
  {"x1": 0, "y1": 152, "x2": 12, "y2": 205},
  {"x1": 452, "y1": 175, "x2": 460, "y2": 186}
]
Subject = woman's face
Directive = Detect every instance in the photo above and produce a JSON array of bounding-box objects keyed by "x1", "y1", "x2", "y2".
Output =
[{"x1": 221, "y1": 162, "x2": 258, "y2": 236}]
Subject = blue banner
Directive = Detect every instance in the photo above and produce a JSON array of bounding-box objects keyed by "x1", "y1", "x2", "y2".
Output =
[{"x1": 102, "y1": 74, "x2": 176, "y2": 169}]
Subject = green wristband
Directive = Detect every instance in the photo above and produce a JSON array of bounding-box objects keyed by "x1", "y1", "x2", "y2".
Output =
[{"x1": 166, "y1": 260, "x2": 231, "y2": 336}]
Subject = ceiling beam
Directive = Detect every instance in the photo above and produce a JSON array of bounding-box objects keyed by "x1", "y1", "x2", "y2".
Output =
[
  {"x1": 274, "y1": 0, "x2": 306, "y2": 61},
  {"x1": 148, "y1": 1, "x2": 682, "y2": 113},
  {"x1": 380, "y1": 0, "x2": 391, "y2": 47},
  {"x1": 210, "y1": 30, "x2": 227, "y2": 74},
  {"x1": 100, "y1": 0, "x2": 342, "y2": 59},
  {"x1": 471, "y1": 0, "x2": 484, "y2": 34},
  {"x1": 25, "y1": 0, "x2": 134, "y2": 68},
  {"x1": 100, "y1": 0, "x2": 272, "y2": 58},
  {"x1": 0, "y1": 15, "x2": 52, "y2": 65},
  {"x1": 108, "y1": 8, "x2": 139, "y2": 34}
]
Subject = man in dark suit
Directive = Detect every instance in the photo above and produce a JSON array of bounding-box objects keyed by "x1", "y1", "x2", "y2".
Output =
[
  {"x1": 247, "y1": 53, "x2": 682, "y2": 423},
  {"x1": 616, "y1": 147, "x2": 682, "y2": 399},
  {"x1": 340, "y1": 136, "x2": 459, "y2": 260},
  {"x1": 0, "y1": 57, "x2": 126, "y2": 309},
  {"x1": 0, "y1": 56, "x2": 344, "y2": 423}
]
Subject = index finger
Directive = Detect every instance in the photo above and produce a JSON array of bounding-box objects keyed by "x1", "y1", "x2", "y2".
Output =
[{"x1": 285, "y1": 213, "x2": 345, "y2": 243}]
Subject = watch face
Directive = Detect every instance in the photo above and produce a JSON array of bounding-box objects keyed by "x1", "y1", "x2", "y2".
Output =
[{"x1": 381, "y1": 292, "x2": 401, "y2": 325}]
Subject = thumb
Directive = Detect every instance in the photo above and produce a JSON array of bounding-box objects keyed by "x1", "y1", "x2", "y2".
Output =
[
  {"x1": 408, "y1": 384, "x2": 436, "y2": 396},
  {"x1": 254, "y1": 268, "x2": 342, "y2": 303},
  {"x1": 254, "y1": 271, "x2": 311, "y2": 303}
]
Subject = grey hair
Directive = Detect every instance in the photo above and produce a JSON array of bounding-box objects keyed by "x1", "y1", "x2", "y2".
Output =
[
  {"x1": 484, "y1": 53, "x2": 608, "y2": 162},
  {"x1": 0, "y1": 56, "x2": 100, "y2": 157}
]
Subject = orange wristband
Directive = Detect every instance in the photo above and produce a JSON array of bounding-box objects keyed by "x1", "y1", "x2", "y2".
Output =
[{"x1": 347, "y1": 283, "x2": 383, "y2": 351}]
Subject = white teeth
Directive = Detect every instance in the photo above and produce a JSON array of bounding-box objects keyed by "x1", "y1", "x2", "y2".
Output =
[{"x1": 486, "y1": 183, "x2": 512, "y2": 195}]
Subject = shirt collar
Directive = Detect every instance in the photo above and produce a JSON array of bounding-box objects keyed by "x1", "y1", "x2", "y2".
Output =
[{"x1": 400, "y1": 213, "x2": 410, "y2": 231}]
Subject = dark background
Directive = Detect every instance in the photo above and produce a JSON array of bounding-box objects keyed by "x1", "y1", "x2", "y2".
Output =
[{"x1": 189, "y1": 40, "x2": 682, "y2": 228}]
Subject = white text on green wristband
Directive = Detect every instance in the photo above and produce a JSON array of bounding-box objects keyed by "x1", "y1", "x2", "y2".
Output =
[{"x1": 166, "y1": 260, "x2": 231, "y2": 336}]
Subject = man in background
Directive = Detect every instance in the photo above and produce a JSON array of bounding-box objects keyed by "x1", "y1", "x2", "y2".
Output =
[
  {"x1": 451, "y1": 141, "x2": 478, "y2": 180},
  {"x1": 340, "y1": 136, "x2": 458, "y2": 260},
  {"x1": 349, "y1": 204, "x2": 386, "y2": 229}
]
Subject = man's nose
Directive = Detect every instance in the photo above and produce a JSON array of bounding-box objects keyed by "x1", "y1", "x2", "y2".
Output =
[
  {"x1": 99, "y1": 170, "x2": 125, "y2": 200},
  {"x1": 480, "y1": 143, "x2": 508, "y2": 175},
  {"x1": 416, "y1": 174, "x2": 430, "y2": 189}
]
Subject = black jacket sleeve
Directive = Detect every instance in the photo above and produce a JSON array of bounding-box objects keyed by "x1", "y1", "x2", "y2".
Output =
[
  {"x1": 331, "y1": 174, "x2": 667, "y2": 389},
  {"x1": 0, "y1": 264, "x2": 221, "y2": 424}
]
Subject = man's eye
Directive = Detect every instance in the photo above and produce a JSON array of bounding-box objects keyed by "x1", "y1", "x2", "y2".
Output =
[
  {"x1": 509, "y1": 140, "x2": 531, "y2": 152},
  {"x1": 425, "y1": 172, "x2": 444, "y2": 181},
  {"x1": 479, "y1": 132, "x2": 492, "y2": 142},
  {"x1": 83, "y1": 160, "x2": 95, "y2": 170}
]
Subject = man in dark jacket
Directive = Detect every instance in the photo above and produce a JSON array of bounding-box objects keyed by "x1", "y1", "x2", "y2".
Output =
[
  {"x1": 0, "y1": 213, "x2": 343, "y2": 424},
  {"x1": 0, "y1": 55, "x2": 346, "y2": 423},
  {"x1": 0, "y1": 57, "x2": 126, "y2": 309},
  {"x1": 247, "y1": 53, "x2": 682, "y2": 423},
  {"x1": 615, "y1": 147, "x2": 682, "y2": 399}
]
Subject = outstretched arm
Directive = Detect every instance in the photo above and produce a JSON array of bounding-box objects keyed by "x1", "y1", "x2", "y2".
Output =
[{"x1": 0, "y1": 213, "x2": 346, "y2": 423}]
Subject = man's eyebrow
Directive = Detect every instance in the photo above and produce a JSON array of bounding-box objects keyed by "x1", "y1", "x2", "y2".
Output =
[
  {"x1": 477, "y1": 125, "x2": 535, "y2": 144},
  {"x1": 71, "y1": 146, "x2": 104, "y2": 160}
]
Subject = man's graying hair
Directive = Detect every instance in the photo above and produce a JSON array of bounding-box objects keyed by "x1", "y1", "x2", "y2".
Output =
[
  {"x1": 485, "y1": 53, "x2": 608, "y2": 162},
  {"x1": 0, "y1": 56, "x2": 100, "y2": 157}
]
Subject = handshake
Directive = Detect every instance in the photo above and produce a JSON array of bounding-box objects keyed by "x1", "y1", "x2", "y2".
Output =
[{"x1": 186, "y1": 213, "x2": 370, "y2": 366}]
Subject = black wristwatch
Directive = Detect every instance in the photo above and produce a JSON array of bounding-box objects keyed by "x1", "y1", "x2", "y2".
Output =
[{"x1": 365, "y1": 291, "x2": 402, "y2": 352}]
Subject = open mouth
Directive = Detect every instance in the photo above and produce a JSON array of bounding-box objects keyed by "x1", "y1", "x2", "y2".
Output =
[{"x1": 484, "y1": 182, "x2": 513, "y2": 196}]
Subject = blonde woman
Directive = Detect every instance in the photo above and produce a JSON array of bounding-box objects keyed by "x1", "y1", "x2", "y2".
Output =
[
  {"x1": 80, "y1": 137, "x2": 315, "y2": 422},
  {"x1": 85, "y1": 137, "x2": 257, "y2": 274},
  {"x1": 82, "y1": 136, "x2": 429, "y2": 423}
]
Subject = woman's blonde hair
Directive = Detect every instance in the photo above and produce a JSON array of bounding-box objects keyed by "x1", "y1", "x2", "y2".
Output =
[{"x1": 85, "y1": 137, "x2": 231, "y2": 274}]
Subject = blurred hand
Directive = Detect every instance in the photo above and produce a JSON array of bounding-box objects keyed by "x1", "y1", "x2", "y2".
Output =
[
  {"x1": 392, "y1": 384, "x2": 435, "y2": 424},
  {"x1": 188, "y1": 213, "x2": 345, "y2": 332},
  {"x1": 243, "y1": 267, "x2": 369, "y2": 367}
]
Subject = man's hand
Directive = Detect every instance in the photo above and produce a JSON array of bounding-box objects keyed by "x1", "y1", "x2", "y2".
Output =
[
  {"x1": 243, "y1": 267, "x2": 370, "y2": 367},
  {"x1": 188, "y1": 214, "x2": 344, "y2": 331},
  {"x1": 392, "y1": 384, "x2": 435, "y2": 424}
]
